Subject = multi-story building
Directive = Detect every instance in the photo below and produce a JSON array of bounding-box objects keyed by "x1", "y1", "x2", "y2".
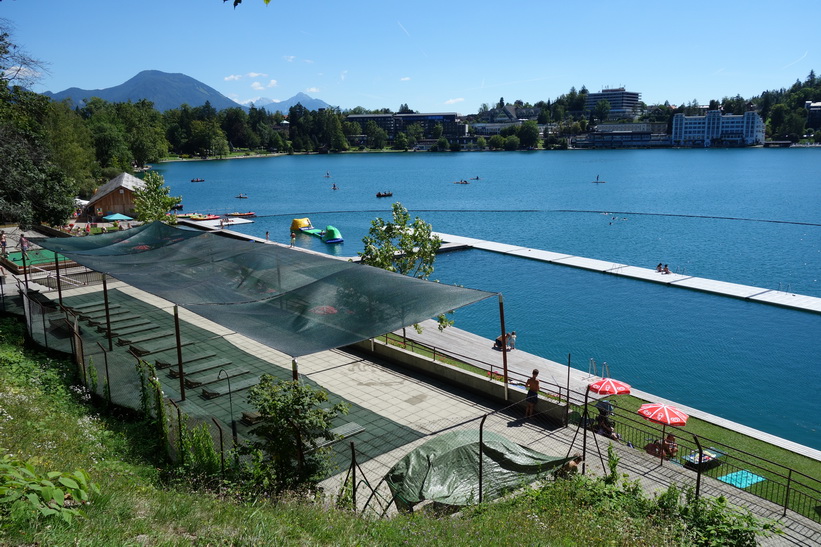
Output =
[
  {"x1": 344, "y1": 112, "x2": 459, "y2": 139},
  {"x1": 671, "y1": 110, "x2": 765, "y2": 147},
  {"x1": 573, "y1": 122, "x2": 669, "y2": 148},
  {"x1": 805, "y1": 101, "x2": 821, "y2": 129},
  {"x1": 585, "y1": 88, "x2": 641, "y2": 119}
]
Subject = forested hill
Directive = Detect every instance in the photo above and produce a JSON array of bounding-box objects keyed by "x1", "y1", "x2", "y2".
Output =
[{"x1": 43, "y1": 70, "x2": 242, "y2": 112}]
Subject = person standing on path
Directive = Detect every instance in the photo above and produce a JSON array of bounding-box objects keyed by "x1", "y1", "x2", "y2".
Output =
[
  {"x1": 18, "y1": 235, "x2": 29, "y2": 258},
  {"x1": 265, "y1": 231, "x2": 269, "y2": 241},
  {"x1": 508, "y1": 331, "x2": 517, "y2": 350},
  {"x1": 0, "y1": 231, "x2": 6, "y2": 257},
  {"x1": 290, "y1": 232, "x2": 296, "y2": 247},
  {"x1": 525, "y1": 369, "x2": 539, "y2": 418}
]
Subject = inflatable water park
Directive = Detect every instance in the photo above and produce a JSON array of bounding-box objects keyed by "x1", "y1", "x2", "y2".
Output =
[{"x1": 290, "y1": 218, "x2": 344, "y2": 244}]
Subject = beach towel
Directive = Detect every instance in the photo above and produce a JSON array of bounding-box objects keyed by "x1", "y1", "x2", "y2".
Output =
[{"x1": 717, "y1": 470, "x2": 765, "y2": 489}]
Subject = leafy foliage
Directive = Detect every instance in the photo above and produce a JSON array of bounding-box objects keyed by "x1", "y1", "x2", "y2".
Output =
[
  {"x1": 132, "y1": 171, "x2": 182, "y2": 223},
  {"x1": 240, "y1": 377, "x2": 348, "y2": 495},
  {"x1": 359, "y1": 202, "x2": 441, "y2": 279},
  {"x1": 0, "y1": 453, "x2": 100, "y2": 525}
]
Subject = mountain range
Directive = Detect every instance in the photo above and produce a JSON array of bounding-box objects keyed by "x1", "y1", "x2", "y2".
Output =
[{"x1": 43, "y1": 70, "x2": 331, "y2": 113}]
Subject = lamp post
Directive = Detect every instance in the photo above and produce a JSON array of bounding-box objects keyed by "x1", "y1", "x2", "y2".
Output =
[{"x1": 218, "y1": 369, "x2": 237, "y2": 444}]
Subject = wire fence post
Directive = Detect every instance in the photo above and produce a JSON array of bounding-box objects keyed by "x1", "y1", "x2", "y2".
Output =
[
  {"x1": 102, "y1": 274, "x2": 113, "y2": 351},
  {"x1": 350, "y1": 442, "x2": 357, "y2": 512},
  {"x1": 783, "y1": 468, "x2": 792, "y2": 517},
  {"x1": 565, "y1": 353, "x2": 571, "y2": 426},
  {"x1": 211, "y1": 418, "x2": 225, "y2": 481},
  {"x1": 693, "y1": 434, "x2": 703, "y2": 499},
  {"x1": 173, "y1": 305, "x2": 186, "y2": 401},
  {"x1": 479, "y1": 413, "x2": 487, "y2": 503}
]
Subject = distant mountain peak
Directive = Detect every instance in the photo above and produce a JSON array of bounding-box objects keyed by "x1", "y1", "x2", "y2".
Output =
[
  {"x1": 43, "y1": 70, "x2": 244, "y2": 112},
  {"x1": 42, "y1": 70, "x2": 335, "y2": 113}
]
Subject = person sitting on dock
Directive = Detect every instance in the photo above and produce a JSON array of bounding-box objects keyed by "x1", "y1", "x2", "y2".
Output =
[
  {"x1": 662, "y1": 264, "x2": 671, "y2": 274},
  {"x1": 656, "y1": 263, "x2": 663, "y2": 272},
  {"x1": 596, "y1": 414, "x2": 621, "y2": 441},
  {"x1": 493, "y1": 333, "x2": 508, "y2": 351},
  {"x1": 663, "y1": 433, "x2": 679, "y2": 459}
]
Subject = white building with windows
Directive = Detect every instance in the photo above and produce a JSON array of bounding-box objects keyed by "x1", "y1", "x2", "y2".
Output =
[{"x1": 671, "y1": 110, "x2": 765, "y2": 147}]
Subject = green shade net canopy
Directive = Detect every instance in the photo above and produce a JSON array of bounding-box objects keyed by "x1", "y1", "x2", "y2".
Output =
[
  {"x1": 38, "y1": 222, "x2": 495, "y2": 357},
  {"x1": 385, "y1": 430, "x2": 573, "y2": 510}
]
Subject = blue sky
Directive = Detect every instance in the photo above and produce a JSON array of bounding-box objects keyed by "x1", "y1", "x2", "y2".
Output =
[{"x1": 2, "y1": 0, "x2": 815, "y2": 113}]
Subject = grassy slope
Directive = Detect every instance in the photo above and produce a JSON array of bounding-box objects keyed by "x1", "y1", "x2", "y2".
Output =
[{"x1": 0, "y1": 318, "x2": 770, "y2": 546}]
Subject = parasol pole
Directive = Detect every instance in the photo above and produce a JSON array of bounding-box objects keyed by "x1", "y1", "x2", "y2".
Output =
[
  {"x1": 498, "y1": 294, "x2": 508, "y2": 401},
  {"x1": 581, "y1": 385, "x2": 590, "y2": 475}
]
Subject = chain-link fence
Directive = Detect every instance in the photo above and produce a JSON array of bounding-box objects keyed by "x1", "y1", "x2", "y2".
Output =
[{"x1": 8, "y1": 279, "x2": 821, "y2": 527}]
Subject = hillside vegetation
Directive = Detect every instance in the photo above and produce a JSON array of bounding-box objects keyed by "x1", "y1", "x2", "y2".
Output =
[{"x1": 0, "y1": 317, "x2": 777, "y2": 546}]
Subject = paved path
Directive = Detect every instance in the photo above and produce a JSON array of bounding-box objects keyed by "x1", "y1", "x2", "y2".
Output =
[{"x1": 433, "y1": 232, "x2": 821, "y2": 314}]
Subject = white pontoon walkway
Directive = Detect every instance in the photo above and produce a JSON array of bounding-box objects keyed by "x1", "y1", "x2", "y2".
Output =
[{"x1": 433, "y1": 233, "x2": 821, "y2": 314}]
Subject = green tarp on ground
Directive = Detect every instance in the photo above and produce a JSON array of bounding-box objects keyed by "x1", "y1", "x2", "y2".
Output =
[
  {"x1": 385, "y1": 430, "x2": 573, "y2": 510},
  {"x1": 37, "y1": 222, "x2": 495, "y2": 358}
]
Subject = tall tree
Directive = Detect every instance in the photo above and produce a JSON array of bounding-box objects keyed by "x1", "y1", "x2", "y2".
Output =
[
  {"x1": 594, "y1": 99, "x2": 611, "y2": 122},
  {"x1": 0, "y1": 26, "x2": 75, "y2": 227}
]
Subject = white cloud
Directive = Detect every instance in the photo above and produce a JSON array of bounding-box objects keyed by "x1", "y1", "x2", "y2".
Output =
[
  {"x1": 340, "y1": 70, "x2": 348, "y2": 81},
  {"x1": 224, "y1": 74, "x2": 243, "y2": 81},
  {"x1": 247, "y1": 72, "x2": 267, "y2": 78},
  {"x1": 303, "y1": 59, "x2": 314, "y2": 64},
  {"x1": 283, "y1": 55, "x2": 296, "y2": 62},
  {"x1": 251, "y1": 81, "x2": 265, "y2": 91},
  {"x1": 400, "y1": 76, "x2": 411, "y2": 81},
  {"x1": 445, "y1": 97, "x2": 465, "y2": 105},
  {"x1": 306, "y1": 87, "x2": 320, "y2": 93},
  {"x1": 265, "y1": 79, "x2": 278, "y2": 88}
]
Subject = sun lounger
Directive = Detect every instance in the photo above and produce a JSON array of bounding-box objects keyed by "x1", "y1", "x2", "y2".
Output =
[
  {"x1": 201, "y1": 376, "x2": 260, "y2": 399},
  {"x1": 167, "y1": 357, "x2": 231, "y2": 377},
  {"x1": 156, "y1": 351, "x2": 218, "y2": 370},
  {"x1": 184, "y1": 367, "x2": 249, "y2": 388},
  {"x1": 117, "y1": 331, "x2": 174, "y2": 346},
  {"x1": 130, "y1": 338, "x2": 193, "y2": 357},
  {"x1": 77, "y1": 305, "x2": 123, "y2": 319},
  {"x1": 102, "y1": 322, "x2": 157, "y2": 337},
  {"x1": 314, "y1": 422, "x2": 365, "y2": 450}
]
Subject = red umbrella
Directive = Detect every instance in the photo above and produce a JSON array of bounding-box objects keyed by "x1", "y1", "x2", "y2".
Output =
[
  {"x1": 589, "y1": 378, "x2": 631, "y2": 395},
  {"x1": 637, "y1": 403, "x2": 689, "y2": 426},
  {"x1": 580, "y1": 377, "x2": 631, "y2": 475},
  {"x1": 638, "y1": 403, "x2": 688, "y2": 464}
]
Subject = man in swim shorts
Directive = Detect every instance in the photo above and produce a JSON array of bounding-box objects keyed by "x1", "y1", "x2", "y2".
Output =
[{"x1": 525, "y1": 369, "x2": 539, "y2": 418}]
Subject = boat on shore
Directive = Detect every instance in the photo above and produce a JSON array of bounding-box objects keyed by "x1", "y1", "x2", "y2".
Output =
[
  {"x1": 226, "y1": 211, "x2": 256, "y2": 218},
  {"x1": 376, "y1": 191, "x2": 393, "y2": 198},
  {"x1": 188, "y1": 213, "x2": 221, "y2": 221}
]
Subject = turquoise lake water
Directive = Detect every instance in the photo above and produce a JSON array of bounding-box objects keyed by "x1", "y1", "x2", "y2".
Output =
[{"x1": 154, "y1": 149, "x2": 821, "y2": 449}]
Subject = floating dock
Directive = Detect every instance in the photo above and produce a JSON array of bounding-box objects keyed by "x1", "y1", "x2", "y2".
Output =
[{"x1": 433, "y1": 233, "x2": 821, "y2": 315}]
